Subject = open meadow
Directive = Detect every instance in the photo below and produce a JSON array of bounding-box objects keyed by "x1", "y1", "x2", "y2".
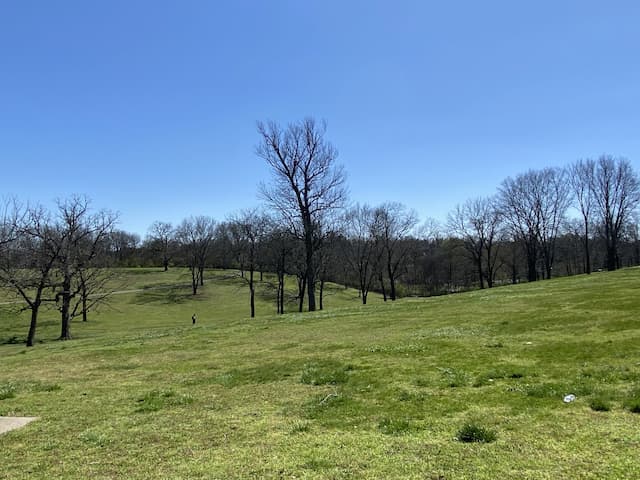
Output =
[{"x1": 1, "y1": 268, "x2": 640, "y2": 479}]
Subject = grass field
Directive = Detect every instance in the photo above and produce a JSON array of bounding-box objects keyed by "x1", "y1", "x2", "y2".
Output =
[{"x1": 1, "y1": 267, "x2": 640, "y2": 479}]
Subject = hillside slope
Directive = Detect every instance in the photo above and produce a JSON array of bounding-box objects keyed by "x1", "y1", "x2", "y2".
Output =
[{"x1": 1, "y1": 268, "x2": 639, "y2": 479}]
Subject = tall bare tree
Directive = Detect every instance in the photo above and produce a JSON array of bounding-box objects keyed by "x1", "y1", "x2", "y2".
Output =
[
  {"x1": 569, "y1": 159, "x2": 596, "y2": 274},
  {"x1": 257, "y1": 117, "x2": 346, "y2": 312},
  {"x1": 499, "y1": 168, "x2": 570, "y2": 281},
  {"x1": 590, "y1": 155, "x2": 640, "y2": 270},
  {"x1": 53, "y1": 196, "x2": 118, "y2": 340},
  {"x1": 536, "y1": 168, "x2": 571, "y2": 279}
]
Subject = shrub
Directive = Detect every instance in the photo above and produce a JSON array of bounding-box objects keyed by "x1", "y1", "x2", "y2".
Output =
[
  {"x1": 456, "y1": 423, "x2": 497, "y2": 443},
  {"x1": 589, "y1": 396, "x2": 612, "y2": 412},
  {"x1": 624, "y1": 398, "x2": 640, "y2": 414}
]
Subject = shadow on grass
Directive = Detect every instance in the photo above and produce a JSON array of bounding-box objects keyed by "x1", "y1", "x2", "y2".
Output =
[{"x1": 132, "y1": 286, "x2": 194, "y2": 305}]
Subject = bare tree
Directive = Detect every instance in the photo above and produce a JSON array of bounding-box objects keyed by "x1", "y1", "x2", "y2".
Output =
[
  {"x1": 146, "y1": 221, "x2": 174, "y2": 271},
  {"x1": 53, "y1": 196, "x2": 118, "y2": 340},
  {"x1": 448, "y1": 196, "x2": 502, "y2": 288},
  {"x1": 107, "y1": 229, "x2": 140, "y2": 266},
  {"x1": 176, "y1": 216, "x2": 216, "y2": 294},
  {"x1": 341, "y1": 204, "x2": 384, "y2": 304},
  {"x1": 263, "y1": 225, "x2": 295, "y2": 314},
  {"x1": 568, "y1": 159, "x2": 596, "y2": 274},
  {"x1": 227, "y1": 209, "x2": 270, "y2": 317},
  {"x1": 536, "y1": 168, "x2": 571, "y2": 279},
  {"x1": 590, "y1": 155, "x2": 640, "y2": 270},
  {"x1": 375, "y1": 202, "x2": 419, "y2": 300},
  {"x1": 257, "y1": 117, "x2": 347, "y2": 312},
  {"x1": 0, "y1": 205, "x2": 61, "y2": 346},
  {"x1": 499, "y1": 168, "x2": 570, "y2": 281}
]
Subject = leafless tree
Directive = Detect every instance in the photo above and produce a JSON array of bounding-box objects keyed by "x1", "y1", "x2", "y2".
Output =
[
  {"x1": 448, "y1": 196, "x2": 503, "y2": 288},
  {"x1": 175, "y1": 216, "x2": 216, "y2": 294},
  {"x1": 375, "y1": 202, "x2": 419, "y2": 300},
  {"x1": 53, "y1": 196, "x2": 118, "y2": 340},
  {"x1": 569, "y1": 159, "x2": 596, "y2": 274},
  {"x1": 262, "y1": 225, "x2": 295, "y2": 314},
  {"x1": 257, "y1": 117, "x2": 347, "y2": 312},
  {"x1": 341, "y1": 204, "x2": 384, "y2": 304},
  {"x1": 146, "y1": 221, "x2": 174, "y2": 271},
  {"x1": 0, "y1": 204, "x2": 61, "y2": 346},
  {"x1": 590, "y1": 155, "x2": 640, "y2": 270},
  {"x1": 227, "y1": 209, "x2": 270, "y2": 317},
  {"x1": 536, "y1": 168, "x2": 571, "y2": 279},
  {"x1": 499, "y1": 168, "x2": 570, "y2": 281},
  {"x1": 106, "y1": 229, "x2": 139, "y2": 266}
]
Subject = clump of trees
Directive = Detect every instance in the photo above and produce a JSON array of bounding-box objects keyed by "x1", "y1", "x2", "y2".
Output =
[{"x1": 0, "y1": 196, "x2": 117, "y2": 346}]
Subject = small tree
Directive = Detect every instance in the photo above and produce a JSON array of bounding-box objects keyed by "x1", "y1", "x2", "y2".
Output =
[
  {"x1": 342, "y1": 204, "x2": 384, "y2": 304},
  {"x1": 146, "y1": 221, "x2": 174, "y2": 271},
  {"x1": 176, "y1": 216, "x2": 216, "y2": 295},
  {"x1": 375, "y1": 202, "x2": 418, "y2": 300}
]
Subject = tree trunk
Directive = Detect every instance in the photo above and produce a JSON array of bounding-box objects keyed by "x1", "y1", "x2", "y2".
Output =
[
  {"x1": 387, "y1": 262, "x2": 396, "y2": 301},
  {"x1": 191, "y1": 268, "x2": 198, "y2": 295},
  {"x1": 80, "y1": 279, "x2": 88, "y2": 322},
  {"x1": 249, "y1": 269, "x2": 255, "y2": 318},
  {"x1": 199, "y1": 266, "x2": 204, "y2": 286},
  {"x1": 304, "y1": 218, "x2": 316, "y2": 312},
  {"x1": 526, "y1": 245, "x2": 537, "y2": 282},
  {"x1": 379, "y1": 273, "x2": 387, "y2": 302},
  {"x1": 584, "y1": 219, "x2": 591, "y2": 274},
  {"x1": 278, "y1": 274, "x2": 285, "y2": 314},
  {"x1": 319, "y1": 278, "x2": 324, "y2": 311},
  {"x1": 477, "y1": 256, "x2": 485, "y2": 289},
  {"x1": 82, "y1": 292, "x2": 88, "y2": 322},
  {"x1": 297, "y1": 274, "x2": 306, "y2": 313},
  {"x1": 26, "y1": 303, "x2": 40, "y2": 347},
  {"x1": 606, "y1": 238, "x2": 617, "y2": 271},
  {"x1": 59, "y1": 275, "x2": 73, "y2": 341}
]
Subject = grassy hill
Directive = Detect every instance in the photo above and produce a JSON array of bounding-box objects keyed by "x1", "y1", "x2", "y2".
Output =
[{"x1": 1, "y1": 268, "x2": 639, "y2": 479}]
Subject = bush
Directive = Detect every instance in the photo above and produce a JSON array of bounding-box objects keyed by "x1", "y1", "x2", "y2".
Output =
[
  {"x1": 624, "y1": 398, "x2": 640, "y2": 414},
  {"x1": 589, "y1": 396, "x2": 612, "y2": 412},
  {"x1": 456, "y1": 423, "x2": 497, "y2": 443}
]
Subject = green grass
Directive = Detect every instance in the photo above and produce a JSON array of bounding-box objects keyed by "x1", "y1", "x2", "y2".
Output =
[{"x1": 1, "y1": 267, "x2": 640, "y2": 478}]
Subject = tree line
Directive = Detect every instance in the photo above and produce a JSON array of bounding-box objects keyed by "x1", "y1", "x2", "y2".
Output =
[{"x1": 2, "y1": 118, "x2": 640, "y2": 346}]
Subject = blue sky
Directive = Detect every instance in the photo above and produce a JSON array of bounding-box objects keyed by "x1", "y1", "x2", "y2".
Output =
[{"x1": 2, "y1": 1, "x2": 639, "y2": 236}]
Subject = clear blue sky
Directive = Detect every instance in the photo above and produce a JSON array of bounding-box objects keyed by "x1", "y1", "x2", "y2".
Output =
[{"x1": 2, "y1": 1, "x2": 639, "y2": 236}]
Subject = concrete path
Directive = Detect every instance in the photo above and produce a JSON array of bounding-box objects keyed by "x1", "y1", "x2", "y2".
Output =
[{"x1": 0, "y1": 416, "x2": 38, "y2": 434}]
